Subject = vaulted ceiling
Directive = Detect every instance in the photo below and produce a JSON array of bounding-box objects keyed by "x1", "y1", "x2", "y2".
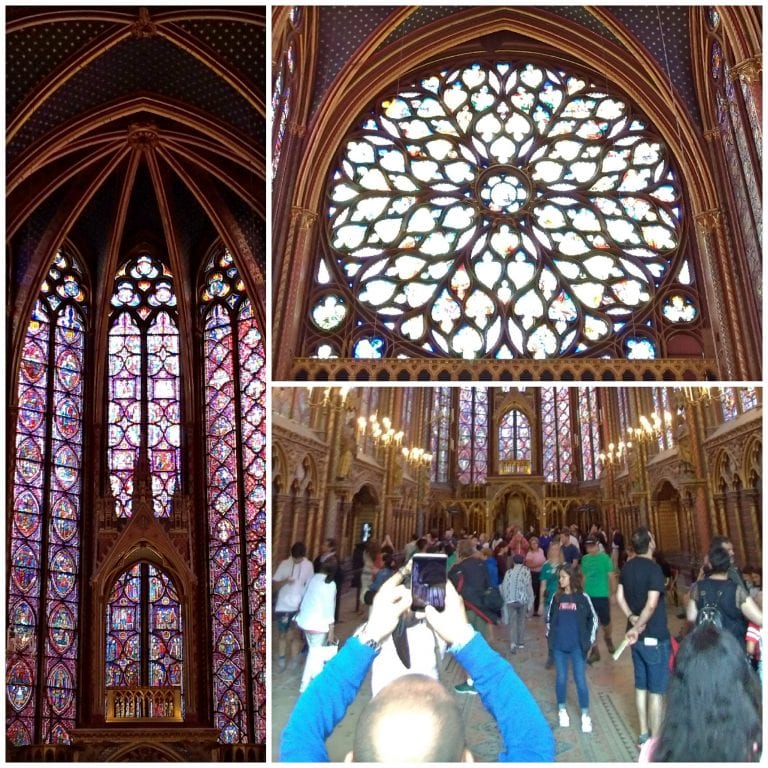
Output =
[{"x1": 7, "y1": 6, "x2": 266, "y2": 350}]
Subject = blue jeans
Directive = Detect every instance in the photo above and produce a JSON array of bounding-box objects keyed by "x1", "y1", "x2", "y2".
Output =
[{"x1": 553, "y1": 648, "x2": 589, "y2": 709}]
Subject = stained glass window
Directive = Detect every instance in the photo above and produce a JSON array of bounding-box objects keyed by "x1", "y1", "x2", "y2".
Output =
[
  {"x1": 202, "y1": 248, "x2": 267, "y2": 744},
  {"x1": 8, "y1": 250, "x2": 86, "y2": 746},
  {"x1": 272, "y1": 7, "x2": 302, "y2": 178},
  {"x1": 578, "y1": 387, "x2": 601, "y2": 480},
  {"x1": 457, "y1": 387, "x2": 488, "y2": 484},
  {"x1": 709, "y1": 39, "x2": 762, "y2": 303},
  {"x1": 309, "y1": 60, "x2": 691, "y2": 360},
  {"x1": 498, "y1": 408, "x2": 532, "y2": 473},
  {"x1": 720, "y1": 386, "x2": 757, "y2": 421},
  {"x1": 739, "y1": 387, "x2": 758, "y2": 412},
  {"x1": 106, "y1": 563, "x2": 183, "y2": 693},
  {"x1": 542, "y1": 388, "x2": 573, "y2": 482},
  {"x1": 107, "y1": 254, "x2": 181, "y2": 518},
  {"x1": 720, "y1": 387, "x2": 738, "y2": 421},
  {"x1": 430, "y1": 388, "x2": 451, "y2": 482}
]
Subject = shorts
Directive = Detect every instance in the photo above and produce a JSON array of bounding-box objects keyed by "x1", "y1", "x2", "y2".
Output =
[
  {"x1": 275, "y1": 611, "x2": 298, "y2": 633},
  {"x1": 631, "y1": 638, "x2": 671, "y2": 694},
  {"x1": 590, "y1": 596, "x2": 611, "y2": 626}
]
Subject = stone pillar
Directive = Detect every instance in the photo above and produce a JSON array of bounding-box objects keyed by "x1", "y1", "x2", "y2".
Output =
[{"x1": 274, "y1": 207, "x2": 318, "y2": 379}]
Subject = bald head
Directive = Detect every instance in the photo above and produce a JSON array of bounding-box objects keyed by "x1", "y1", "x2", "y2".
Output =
[{"x1": 352, "y1": 674, "x2": 467, "y2": 762}]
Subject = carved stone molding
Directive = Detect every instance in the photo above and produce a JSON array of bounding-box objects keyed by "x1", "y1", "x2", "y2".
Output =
[
  {"x1": 290, "y1": 356, "x2": 717, "y2": 382},
  {"x1": 694, "y1": 208, "x2": 723, "y2": 233},
  {"x1": 128, "y1": 122, "x2": 160, "y2": 148},
  {"x1": 730, "y1": 56, "x2": 762, "y2": 83},
  {"x1": 130, "y1": 7, "x2": 158, "y2": 38}
]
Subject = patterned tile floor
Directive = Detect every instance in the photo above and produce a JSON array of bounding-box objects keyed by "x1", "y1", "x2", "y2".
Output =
[{"x1": 271, "y1": 591, "x2": 687, "y2": 762}]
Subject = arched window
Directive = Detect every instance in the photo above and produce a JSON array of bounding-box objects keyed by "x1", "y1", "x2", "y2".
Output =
[
  {"x1": 498, "y1": 408, "x2": 532, "y2": 473},
  {"x1": 578, "y1": 387, "x2": 601, "y2": 480},
  {"x1": 272, "y1": 6, "x2": 303, "y2": 178},
  {"x1": 105, "y1": 564, "x2": 183, "y2": 691},
  {"x1": 542, "y1": 388, "x2": 573, "y2": 482},
  {"x1": 107, "y1": 253, "x2": 181, "y2": 519},
  {"x1": 457, "y1": 387, "x2": 488, "y2": 484},
  {"x1": 430, "y1": 388, "x2": 451, "y2": 483},
  {"x1": 202, "y1": 248, "x2": 267, "y2": 744},
  {"x1": 706, "y1": 11, "x2": 761, "y2": 301},
  {"x1": 8, "y1": 250, "x2": 87, "y2": 746},
  {"x1": 721, "y1": 386, "x2": 759, "y2": 421},
  {"x1": 308, "y1": 58, "x2": 696, "y2": 362}
]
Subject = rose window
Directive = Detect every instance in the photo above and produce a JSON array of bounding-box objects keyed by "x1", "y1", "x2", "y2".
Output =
[{"x1": 311, "y1": 61, "x2": 688, "y2": 360}]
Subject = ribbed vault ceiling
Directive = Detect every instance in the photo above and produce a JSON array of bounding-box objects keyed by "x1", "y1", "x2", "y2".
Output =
[{"x1": 7, "y1": 6, "x2": 266, "y2": 345}]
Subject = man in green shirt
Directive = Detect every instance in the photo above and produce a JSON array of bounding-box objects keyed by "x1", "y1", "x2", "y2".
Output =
[{"x1": 581, "y1": 536, "x2": 617, "y2": 662}]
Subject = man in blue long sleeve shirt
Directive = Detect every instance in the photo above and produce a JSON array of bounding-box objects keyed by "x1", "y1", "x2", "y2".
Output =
[{"x1": 280, "y1": 570, "x2": 554, "y2": 762}]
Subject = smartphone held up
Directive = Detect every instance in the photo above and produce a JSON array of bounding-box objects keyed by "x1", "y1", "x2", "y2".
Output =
[{"x1": 410, "y1": 553, "x2": 447, "y2": 612}]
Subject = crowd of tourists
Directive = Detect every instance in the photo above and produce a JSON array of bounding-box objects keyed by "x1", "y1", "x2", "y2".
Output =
[{"x1": 274, "y1": 524, "x2": 762, "y2": 762}]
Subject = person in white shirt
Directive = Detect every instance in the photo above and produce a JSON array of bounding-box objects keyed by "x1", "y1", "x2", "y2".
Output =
[
  {"x1": 296, "y1": 560, "x2": 338, "y2": 691},
  {"x1": 273, "y1": 542, "x2": 314, "y2": 671}
]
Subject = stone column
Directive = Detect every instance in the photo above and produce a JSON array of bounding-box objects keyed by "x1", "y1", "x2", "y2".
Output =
[{"x1": 274, "y1": 207, "x2": 318, "y2": 379}]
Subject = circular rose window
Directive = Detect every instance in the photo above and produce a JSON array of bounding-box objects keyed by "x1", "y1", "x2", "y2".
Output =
[{"x1": 315, "y1": 61, "x2": 684, "y2": 359}]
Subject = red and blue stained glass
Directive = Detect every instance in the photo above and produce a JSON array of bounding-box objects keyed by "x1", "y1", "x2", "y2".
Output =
[
  {"x1": 499, "y1": 409, "x2": 532, "y2": 464},
  {"x1": 542, "y1": 388, "x2": 573, "y2": 482},
  {"x1": 458, "y1": 388, "x2": 488, "y2": 484},
  {"x1": 107, "y1": 254, "x2": 180, "y2": 518},
  {"x1": 106, "y1": 564, "x2": 183, "y2": 692},
  {"x1": 9, "y1": 251, "x2": 86, "y2": 746},
  {"x1": 579, "y1": 387, "x2": 600, "y2": 480},
  {"x1": 203, "y1": 249, "x2": 267, "y2": 744}
]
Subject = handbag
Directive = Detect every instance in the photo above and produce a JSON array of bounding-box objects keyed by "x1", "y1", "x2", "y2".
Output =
[{"x1": 482, "y1": 586, "x2": 504, "y2": 614}]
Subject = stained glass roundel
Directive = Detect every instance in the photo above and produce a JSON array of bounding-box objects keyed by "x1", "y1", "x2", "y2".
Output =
[{"x1": 321, "y1": 61, "x2": 683, "y2": 359}]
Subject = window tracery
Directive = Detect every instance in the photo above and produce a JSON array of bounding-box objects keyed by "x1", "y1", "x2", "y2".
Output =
[
  {"x1": 578, "y1": 387, "x2": 601, "y2": 480},
  {"x1": 430, "y1": 388, "x2": 451, "y2": 482},
  {"x1": 202, "y1": 248, "x2": 267, "y2": 744},
  {"x1": 8, "y1": 251, "x2": 87, "y2": 746},
  {"x1": 457, "y1": 387, "x2": 488, "y2": 484},
  {"x1": 542, "y1": 388, "x2": 573, "y2": 482},
  {"x1": 308, "y1": 59, "x2": 694, "y2": 362},
  {"x1": 498, "y1": 408, "x2": 532, "y2": 469},
  {"x1": 105, "y1": 564, "x2": 183, "y2": 692},
  {"x1": 107, "y1": 253, "x2": 181, "y2": 519}
]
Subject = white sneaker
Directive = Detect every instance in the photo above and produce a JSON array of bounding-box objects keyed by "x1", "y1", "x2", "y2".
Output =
[
  {"x1": 581, "y1": 713, "x2": 593, "y2": 733},
  {"x1": 558, "y1": 708, "x2": 570, "y2": 727}
]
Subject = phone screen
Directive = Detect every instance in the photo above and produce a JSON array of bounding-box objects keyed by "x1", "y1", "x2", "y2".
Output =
[{"x1": 411, "y1": 553, "x2": 447, "y2": 612}]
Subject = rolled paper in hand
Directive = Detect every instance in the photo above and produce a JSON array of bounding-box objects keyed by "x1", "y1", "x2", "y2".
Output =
[{"x1": 612, "y1": 637, "x2": 629, "y2": 661}]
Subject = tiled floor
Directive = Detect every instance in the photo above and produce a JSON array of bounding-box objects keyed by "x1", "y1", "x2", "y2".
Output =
[{"x1": 271, "y1": 591, "x2": 687, "y2": 762}]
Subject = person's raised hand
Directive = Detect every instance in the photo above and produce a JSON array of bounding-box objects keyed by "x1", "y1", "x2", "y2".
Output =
[
  {"x1": 424, "y1": 580, "x2": 470, "y2": 646},
  {"x1": 366, "y1": 569, "x2": 412, "y2": 644}
]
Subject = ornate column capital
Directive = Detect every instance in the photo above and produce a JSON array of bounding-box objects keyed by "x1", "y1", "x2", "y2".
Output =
[
  {"x1": 290, "y1": 206, "x2": 318, "y2": 232},
  {"x1": 694, "y1": 208, "x2": 723, "y2": 234},
  {"x1": 703, "y1": 127, "x2": 721, "y2": 143},
  {"x1": 288, "y1": 121, "x2": 307, "y2": 138},
  {"x1": 730, "y1": 56, "x2": 762, "y2": 84}
]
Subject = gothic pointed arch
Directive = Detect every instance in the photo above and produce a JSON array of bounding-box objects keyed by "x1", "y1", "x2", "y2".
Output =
[{"x1": 274, "y1": 6, "x2": 756, "y2": 380}]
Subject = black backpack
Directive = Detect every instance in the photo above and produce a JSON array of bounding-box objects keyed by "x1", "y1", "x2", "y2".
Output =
[{"x1": 696, "y1": 584, "x2": 724, "y2": 629}]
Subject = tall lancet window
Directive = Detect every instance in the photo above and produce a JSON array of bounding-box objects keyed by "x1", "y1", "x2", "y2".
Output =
[
  {"x1": 201, "y1": 248, "x2": 267, "y2": 743},
  {"x1": 8, "y1": 251, "x2": 87, "y2": 746},
  {"x1": 107, "y1": 253, "x2": 181, "y2": 518},
  {"x1": 542, "y1": 388, "x2": 573, "y2": 482}
]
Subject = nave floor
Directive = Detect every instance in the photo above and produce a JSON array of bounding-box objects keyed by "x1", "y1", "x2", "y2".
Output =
[{"x1": 271, "y1": 590, "x2": 687, "y2": 762}]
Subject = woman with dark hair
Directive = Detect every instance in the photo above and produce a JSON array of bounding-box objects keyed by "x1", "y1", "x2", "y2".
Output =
[
  {"x1": 641, "y1": 622, "x2": 762, "y2": 762},
  {"x1": 545, "y1": 563, "x2": 598, "y2": 733},
  {"x1": 687, "y1": 544, "x2": 762, "y2": 644}
]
